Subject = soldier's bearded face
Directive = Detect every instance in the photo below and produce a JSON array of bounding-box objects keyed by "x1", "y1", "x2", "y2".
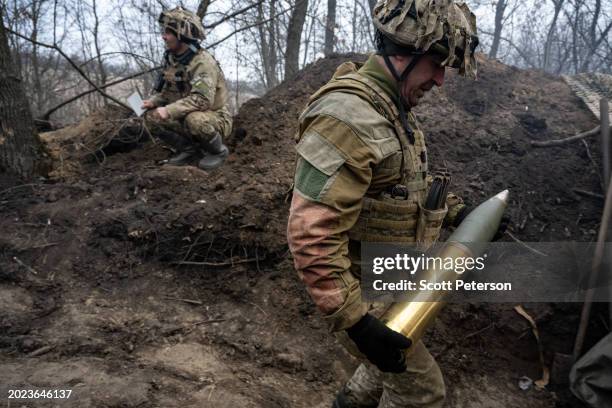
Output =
[
  {"x1": 401, "y1": 54, "x2": 446, "y2": 107},
  {"x1": 162, "y1": 29, "x2": 181, "y2": 52}
]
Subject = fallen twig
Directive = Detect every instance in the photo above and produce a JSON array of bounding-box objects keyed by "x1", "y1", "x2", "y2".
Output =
[
  {"x1": 464, "y1": 323, "x2": 495, "y2": 340},
  {"x1": 27, "y1": 345, "x2": 55, "y2": 357},
  {"x1": 505, "y1": 231, "x2": 548, "y2": 257},
  {"x1": 172, "y1": 257, "x2": 261, "y2": 267},
  {"x1": 531, "y1": 125, "x2": 606, "y2": 147},
  {"x1": 248, "y1": 301, "x2": 268, "y2": 317},
  {"x1": 19, "y1": 242, "x2": 58, "y2": 251},
  {"x1": 13, "y1": 256, "x2": 39, "y2": 275},
  {"x1": 164, "y1": 296, "x2": 203, "y2": 306},
  {"x1": 519, "y1": 216, "x2": 528, "y2": 231},
  {"x1": 192, "y1": 318, "x2": 226, "y2": 326},
  {"x1": 514, "y1": 305, "x2": 550, "y2": 389},
  {"x1": 573, "y1": 189, "x2": 605, "y2": 200},
  {"x1": 162, "y1": 318, "x2": 226, "y2": 336}
]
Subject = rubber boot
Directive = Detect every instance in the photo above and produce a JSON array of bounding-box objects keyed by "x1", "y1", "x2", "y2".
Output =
[
  {"x1": 198, "y1": 133, "x2": 229, "y2": 170},
  {"x1": 331, "y1": 386, "x2": 377, "y2": 408},
  {"x1": 167, "y1": 145, "x2": 200, "y2": 165},
  {"x1": 332, "y1": 391, "x2": 351, "y2": 408}
]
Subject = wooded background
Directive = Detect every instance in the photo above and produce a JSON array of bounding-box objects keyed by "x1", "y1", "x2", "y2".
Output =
[{"x1": 2, "y1": 0, "x2": 611, "y2": 124}]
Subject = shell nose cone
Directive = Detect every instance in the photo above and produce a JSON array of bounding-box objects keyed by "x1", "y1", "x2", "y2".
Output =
[{"x1": 494, "y1": 189, "x2": 510, "y2": 204}]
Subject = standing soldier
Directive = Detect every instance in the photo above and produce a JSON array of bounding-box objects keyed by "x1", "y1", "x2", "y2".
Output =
[
  {"x1": 143, "y1": 7, "x2": 231, "y2": 170},
  {"x1": 287, "y1": 0, "x2": 483, "y2": 406}
]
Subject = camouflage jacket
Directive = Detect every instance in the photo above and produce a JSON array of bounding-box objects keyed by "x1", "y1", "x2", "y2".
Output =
[
  {"x1": 150, "y1": 48, "x2": 230, "y2": 120},
  {"x1": 287, "y1": 55, "x2": 465, "y2": 332}
]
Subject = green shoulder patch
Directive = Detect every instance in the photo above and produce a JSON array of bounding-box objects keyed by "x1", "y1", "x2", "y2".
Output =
[
  {"x1": 191, "y1": 75, "x2": 213, "y2": 98},
  {"x1": 294, "y1": 130, "x2": 346, "y2": 201}
]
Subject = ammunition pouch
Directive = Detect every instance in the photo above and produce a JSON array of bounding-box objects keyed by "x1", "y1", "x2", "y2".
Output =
[
  {"x1": 349, "y1": 192, "x2": 419, "y2": 243},
  {"x1": 416, "y1": 203, "x2": 448, "y2": 250},
  {"x1": 348, "y1": 184, "x2": 446, "y2": 249},
  {"x1": 154, "y1": 71, "x2": 166, "y2": 93}
]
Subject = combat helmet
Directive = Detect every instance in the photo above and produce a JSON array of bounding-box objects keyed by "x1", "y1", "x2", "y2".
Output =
[
  {"x1": 373, "y1": 0, "x2": 478, "y2": 79},
  {"x1": 159, "y1": 7, "x2": 205, "y2": 43}
]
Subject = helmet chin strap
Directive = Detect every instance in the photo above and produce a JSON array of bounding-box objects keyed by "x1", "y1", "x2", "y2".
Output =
[{"x1": 381, "y1": 53, "x2": 423, "y2": 144}]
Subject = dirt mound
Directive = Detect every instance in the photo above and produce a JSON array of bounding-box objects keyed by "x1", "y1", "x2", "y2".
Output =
[
  {"x1": 0, "y1": 53, "x2": 607, "y2": 407},
  {"x1": 234, "y1": 53, "x2": 603, "y2": 243}
]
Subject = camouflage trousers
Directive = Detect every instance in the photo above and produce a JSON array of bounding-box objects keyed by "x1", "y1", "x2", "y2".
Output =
[
  {"x1": 335, "y1": 305, "x2": 445, "y2": 407},
  {"x1": 144, "y1": 109, "x2": 232, "y2": 150}
]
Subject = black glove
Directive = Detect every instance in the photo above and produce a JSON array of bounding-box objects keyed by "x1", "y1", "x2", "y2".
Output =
[
  {"x1": 452, "y1": 206, "x2": 470, "y2": 227},
  {"x1": 346, "y1": 313, "x2": 412, "y2": 373}
]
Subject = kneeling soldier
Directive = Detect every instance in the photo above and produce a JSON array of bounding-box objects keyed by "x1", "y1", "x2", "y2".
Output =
[{"x1": 143, "y1": 7, "x2": 231, "y2": 170}]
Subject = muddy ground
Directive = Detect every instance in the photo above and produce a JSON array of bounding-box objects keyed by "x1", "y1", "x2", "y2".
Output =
[{"x1": 0, "y1": 53, "x2": 609, "y2": 407}]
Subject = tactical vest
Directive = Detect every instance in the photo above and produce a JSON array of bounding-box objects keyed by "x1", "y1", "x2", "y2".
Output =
[
  {"x1": 304, "y1": 62, "x2": 447, "y2": 248},
  {"x1": 162, "y1": 51, "x2": 195, "y2": 97}
]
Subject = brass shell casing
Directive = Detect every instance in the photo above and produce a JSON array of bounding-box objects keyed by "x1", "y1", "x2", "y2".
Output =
[
  {"x1": 381, "y1": 242, "x2": 473, "y2": 347},
  {"x1": 380, "y1": 190, "x2": 510, "y2": 352}
]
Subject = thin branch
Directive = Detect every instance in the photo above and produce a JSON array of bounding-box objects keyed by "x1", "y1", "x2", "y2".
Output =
[
  {"x1": 204, "y1": 1, "x2": 264, "y2": 30},
  {"x1": 41, "y1": 66, "x2": 160, "y2": 120},
  {"x1": 479, "y1": 29, "x2": 538, "y2": 69},
  {"x1": 5, "y1": 25, "x2": 131, "y2": 110},
  {"x1": 205, "y1": 0, "x2": 302, "y2": 49},
  {"x1": 531, "y1": 125, "x2": 604, "y2": 147},
  {"x1": 78, "y1": 51, "x2": 157, "y2": 68}
]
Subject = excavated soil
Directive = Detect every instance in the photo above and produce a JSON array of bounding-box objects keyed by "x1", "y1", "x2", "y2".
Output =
[{"x1": 0, "y1": 53, "x2": 608, "y2": 407}]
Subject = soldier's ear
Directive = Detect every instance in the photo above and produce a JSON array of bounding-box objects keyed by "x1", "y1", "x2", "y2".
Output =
[{"x1": 391, "y1": 54, "x2": 410, "y2": 66}]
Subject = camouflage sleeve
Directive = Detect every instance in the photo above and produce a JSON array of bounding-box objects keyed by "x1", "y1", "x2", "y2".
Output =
[
  {"x1": 149, "y1": 93, "x2": 169, "y2": 107},
  {"x1": 287, "y1": 115, "x2": 380, "y2": 332},
  {"x1": 165, "y1": 58, "x2": 218, "y2": 120}
]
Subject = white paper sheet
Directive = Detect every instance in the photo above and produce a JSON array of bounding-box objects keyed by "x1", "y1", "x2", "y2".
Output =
[{"x1": 127, "y1": 91, "x2": 145, "y2": 117}]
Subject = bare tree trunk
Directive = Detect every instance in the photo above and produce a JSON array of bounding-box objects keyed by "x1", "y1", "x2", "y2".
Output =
[
  {"x1": 268, "y1": 0, "x2": 278, "y2": 87},
  {"x1": 0, "y1": 8, "x2": 48, "y2": 179},
  {"x1": 256, "y1": 0, "x2": 279, "y2": 88},
  {"x1": 543, "y1": 0, "x2": 564, "y2": 71},
  {"x1": 351, "y1": 0, "x2": 357, "y2": 51},
  {"x1": 92, "y1": 0, "x2": 107, "y2": 87},
  {"x1": 324, "y1": 0, "x2": 336, "y2": 56},
  {"x1": 570, "y1": 0, "x2": 581, "y2": 73},
  {"x1": 488, "y1": 0, "x2": 507, "y2": 59},
  {"x1": 284, "y1": 0, "x2": 308, "y2": 79},
  {"x1": 257, "y1": 2, "x2": 271, "y2": 87},
  {"x1": 579, "y1": 0, "x2": 612, "y2": 73},
  {"x1": 302, "y1": 0, "x2": 316, "y2": 67},
  {"x1": 30, "y1": 0, "x2": 45, "y2": 115},
  {"x1": 197, "y1": 0, "x2": 211, "y2": 19},
  {"x1": 368, "y1": 0, "x2": 377, "y2": 44}
]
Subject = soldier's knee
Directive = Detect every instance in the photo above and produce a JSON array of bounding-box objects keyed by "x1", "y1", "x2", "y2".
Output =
[
  {"x1": 380, "y1": 341, "x2": 446, "y2": 407},
  {"x1": 185, "y1": 112, "x2": 217, "y2": 143},
  {"x1": 143, "y1": 110, "x2": 160, "y2": 126}
]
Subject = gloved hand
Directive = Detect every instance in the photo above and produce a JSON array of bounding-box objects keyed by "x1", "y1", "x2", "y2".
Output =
[
  {"x1": 452, "y1": 205, "x2": 470, "y2": 227},
  {"x1": 346, "y1": 313, "x2": 411, "y2": 373}
]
